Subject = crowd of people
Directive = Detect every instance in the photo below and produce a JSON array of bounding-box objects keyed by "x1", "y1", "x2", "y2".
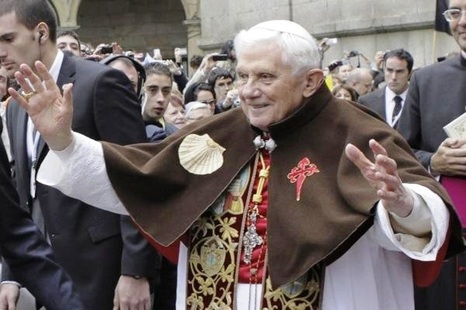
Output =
[{"x1": 0, "y1": 0, "x2": 465, "y2": 309}]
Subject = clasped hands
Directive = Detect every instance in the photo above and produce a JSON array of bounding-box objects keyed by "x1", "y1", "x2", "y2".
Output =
[
  {"x1": 431, "y1": 138, "x2": 466, "y2": 176},
  {"x1": 10, "y1": 61, "x2": 415, "y2": 217}
]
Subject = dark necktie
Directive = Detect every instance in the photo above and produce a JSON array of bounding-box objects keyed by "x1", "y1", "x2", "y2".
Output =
[{"x1": 391, "y1": 96, "x2": 402, "y2": 123}]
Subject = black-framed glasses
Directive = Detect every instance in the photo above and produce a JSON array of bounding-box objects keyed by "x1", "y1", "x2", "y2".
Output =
[{"x1": 443, "y1": 8, "x2": 466, "y2": 22}]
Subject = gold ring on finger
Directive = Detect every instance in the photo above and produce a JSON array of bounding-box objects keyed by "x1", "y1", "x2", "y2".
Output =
[{"x1": 21, "y1": 90, "x2": 37, "y2": 102}]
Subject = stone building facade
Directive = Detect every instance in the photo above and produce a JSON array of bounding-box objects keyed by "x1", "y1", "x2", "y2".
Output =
[{"x1": 51, "y1": 0, "x2": 457, "y2": 71}]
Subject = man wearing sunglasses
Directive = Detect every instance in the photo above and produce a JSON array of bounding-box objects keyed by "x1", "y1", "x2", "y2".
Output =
[{"x1": 398, "y1": 0, "x2": 466, "y2": 309}]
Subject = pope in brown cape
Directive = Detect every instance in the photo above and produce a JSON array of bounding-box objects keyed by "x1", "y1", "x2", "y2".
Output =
[{"x1": 12, "y1": 20, "x2": 465, "y2": 310}]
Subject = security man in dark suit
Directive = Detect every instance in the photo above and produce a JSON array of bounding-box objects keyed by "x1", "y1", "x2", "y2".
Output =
[
  {"x1": 0, "y1": 0, "x2": 157, "y2": 309},
  {"x1": 358, "y1": 48, "x2": 413, "y2": 129},
  {"x1": 0, "y1": 116, "x2": 83, "y2": 309}
]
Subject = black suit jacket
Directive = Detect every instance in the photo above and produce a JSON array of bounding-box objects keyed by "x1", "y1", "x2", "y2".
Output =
[
  {"x1": 398, "y1": 55, "x2": 466, "y2": 168},
  {"x1": 397, "y1": 54, "x2": 466, "y2": 310},
  {"x1": 5, "y1": 54, "x2": 157, "y2": 309},
  {"x1": 357, "y1": 87, "x2": 386, "y2": 121},
  {"x1": 0, "y1": 118, "x2": 83, "y2": 309}
]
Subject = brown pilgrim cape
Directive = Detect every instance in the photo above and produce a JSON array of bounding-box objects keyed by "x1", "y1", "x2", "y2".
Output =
[{"x1": 102, "y1": 83, "x2": 465, "y2": 289}]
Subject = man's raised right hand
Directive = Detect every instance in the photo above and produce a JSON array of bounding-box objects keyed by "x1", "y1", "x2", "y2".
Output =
[{"x1": 8, "y1": 61, "x2": 74, "y2": 151}]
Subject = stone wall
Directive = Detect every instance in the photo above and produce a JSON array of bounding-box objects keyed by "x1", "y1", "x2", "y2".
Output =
[
  {"x1": 198, "y1": 0, "x2": 457, "y2": 68},
  {"x1": 62, "y1": 0, "x2": 458, "y2": 68},
  {"x1": 75, "y1": 0, "x2": 187, "y2": 58}
]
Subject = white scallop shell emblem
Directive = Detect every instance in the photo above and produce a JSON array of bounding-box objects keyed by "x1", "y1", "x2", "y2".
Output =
[{"x1": 178, "y1": 134, "x2": 226, "y2": 175}]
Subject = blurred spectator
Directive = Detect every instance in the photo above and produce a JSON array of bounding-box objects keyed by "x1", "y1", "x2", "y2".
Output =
[
  {"x1": 88, "y1": 42, "x2": 120, "y2": 62},
  {"x1": 336, "y1": 63, "x2": 353, "y2": 83},
  {"x1": 165, "y1": 59, "x2": 188, "y2": 93},
  {"x1": 56, "y1": 30, "x2": 81, "y2": 57},
  {"x1": 331, "y1": 84, "x2": 358, "y2": 101},
  {"x1": 184, "y1": 101, "x2": 214, "y2": 124},
  {"x1": 183, "y1": 53, "x2": 220, "y2": 91},
  {"x1": 370, "y1": 50, "x2": 386, "y2": 88},
  {"x1": 346, "y1": 68, "x2": 373, "y2": 98},
  {"x1": 218, "y1": 88, "x2": 240, "y2": 112},
  {"x1": 80, "y1": 41, "x2": 94, "y2": 57},
  {"x1": 189, "y1": 54, "x2": 203, "y2": 74},
  {"x1": 101, "y1": 55, "x2": 146, "y2": 102},
  {"x1": 184, "y1": 82, "x2": 217, "y2": 114},
  {"x1": 325, "y1": 62, "x2": 343, "y2": 89},
  {"x1": 207, "y1": 67, "x2": 234, "y2": 112},
  {"x1": 216, "y1": 39, "x2": 237, "y2": 78},
  {"x1": 164, "y1": 92, "x2": 186, "y2": 129}
]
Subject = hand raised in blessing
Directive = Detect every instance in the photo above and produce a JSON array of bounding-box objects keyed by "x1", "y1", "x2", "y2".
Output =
[
  {"x1": 8, "y1": 61, "x2": 74, "y2": 151},
  {"x1": 345, "y1": 139, "x2": 414, "y2": 217}
]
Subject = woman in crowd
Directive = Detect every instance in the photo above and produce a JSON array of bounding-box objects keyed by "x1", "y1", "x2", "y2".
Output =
[
  {"x1": 163, "y1": 92, "x2": 186, "y2": 129},
  {"x1": 332, "y1": 84, "x2": 358, "y2": 101}
]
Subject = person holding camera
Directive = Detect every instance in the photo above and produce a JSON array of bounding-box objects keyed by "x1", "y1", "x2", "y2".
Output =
[
  {"x1": 216, "y1": 39, "x2": 237, "y2": 79},
  {"x1": 183, "y1": 53, "x2": 226, "y2": 93},
  {"x1": 206, "y1": 67, "x2": 235, "y2": 113}
]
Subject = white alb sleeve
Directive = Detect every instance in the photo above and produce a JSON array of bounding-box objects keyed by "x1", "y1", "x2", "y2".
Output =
[
  {"x1": 37, "y1": 132, "x2": 129, "y2": 215},
  {"x1": 373, "y1": 183, "x2": 449, "y2": 261}
]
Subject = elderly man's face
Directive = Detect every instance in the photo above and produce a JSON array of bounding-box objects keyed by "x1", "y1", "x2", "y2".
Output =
[{"x1": 236, "y1": 42, "x2": 309, "y2": 131}]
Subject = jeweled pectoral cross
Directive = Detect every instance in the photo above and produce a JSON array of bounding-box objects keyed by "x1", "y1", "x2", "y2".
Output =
[
  {"x1": 242, "y1": 207, "x2": 263, "y2": 264},
  {"x1": 287, "y1": 157, "x2": 320, "y2": 201}
]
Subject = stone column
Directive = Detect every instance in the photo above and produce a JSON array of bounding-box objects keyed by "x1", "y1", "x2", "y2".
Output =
[
  {"x1": 183, "y1": 18, "x2": 202, "y2": 76},
  {"x1": 181, "y1": 0, "x2": 203, "y2": 76},
  {"x1": 50, "y1": 0, "x2": 81, "y2": 30}
]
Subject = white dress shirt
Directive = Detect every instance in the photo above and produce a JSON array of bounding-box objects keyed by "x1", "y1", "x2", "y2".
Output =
[{"x1": 385, "y1": 87, "x2": 408, "y2": 127}]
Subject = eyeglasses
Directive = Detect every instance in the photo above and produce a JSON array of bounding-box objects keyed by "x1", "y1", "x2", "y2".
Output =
[{"x1": 443, "y1": 9, "x2": 466, "y2": 22}]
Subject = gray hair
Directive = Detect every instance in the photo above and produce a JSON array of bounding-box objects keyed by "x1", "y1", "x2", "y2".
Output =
[
  {"x1": 185, "y1": 101, "x2": 211, "y2": 118},
  {"x1": 234, "y1": 20, "x2": 321, "y2": 76}
]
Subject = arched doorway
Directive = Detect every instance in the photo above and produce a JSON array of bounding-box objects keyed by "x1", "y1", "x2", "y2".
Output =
[{"x1": 51, "y1": 0, "x2": 202, "y2": 65}]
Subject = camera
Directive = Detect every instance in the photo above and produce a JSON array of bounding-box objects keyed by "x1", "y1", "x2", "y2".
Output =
[
  {"x1": 347, "y1": 50, "x2": 360, "y2": 58},
  {"x1": 326, "y1": 38, "x2": 338, "y2": 46},
  {"x1": 175, "y1": 47, "x2": 188, "y2": 60},
  {"x1": 100, "y1": 45, "x2": 113, "y2": 54},
  {"x1": 327, "y1": 60, "x2": 343, "y2": 71},
  {"x1": 212, "y1": 54, "x2": 228, "y2": 61}
]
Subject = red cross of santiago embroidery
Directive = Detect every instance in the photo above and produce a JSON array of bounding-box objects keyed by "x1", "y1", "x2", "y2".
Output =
[{"x1": 287, "y1": 157, "x2": 320, "y2": 201}]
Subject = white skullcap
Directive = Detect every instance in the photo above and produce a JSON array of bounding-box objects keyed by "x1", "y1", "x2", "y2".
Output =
[{"x1": 250, "y1": 20, "x2": 312, "y2": 41}]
